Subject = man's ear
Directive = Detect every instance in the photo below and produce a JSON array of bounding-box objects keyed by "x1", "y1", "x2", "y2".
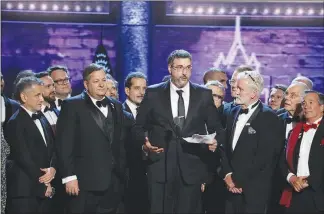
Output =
[
  {"x1": 125, "y1": 87, "x2": 130, "y2": 97},
  {"x1": 83, "y1": 80, "x2": 88, "y2": 91}
]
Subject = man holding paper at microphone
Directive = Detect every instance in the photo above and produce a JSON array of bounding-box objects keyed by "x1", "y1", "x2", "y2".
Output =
[{"x1": 133, "y1": 49, "x2": 225, "y2": 214}]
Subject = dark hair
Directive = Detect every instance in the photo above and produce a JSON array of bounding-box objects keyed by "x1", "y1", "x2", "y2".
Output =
[
  {"x1": 124, "y1": 72, "x2": 147, "y2": 88},
  {"x1": 273, "y1": 84, "x2": 287, "y2": 92},
  {"x1": 35, "y1": 71, "x2": 49, "y2": 79},
  {"x1": 305, "y1": 90, "x2": 324, "y2": 105},
  {"x1": 47, "y1": 65, "x2": 69, "y2": 76},
  {"x1": 13, "y1": 70, "x2": 35, "y2": 86},
  {"x1": 167, "y1": 49, "x2": 192, "y2": 65},
  {"x1": 14, "y1": 76, "x2": 43, "y2": 102},
  {"x1": 83, "y1": 63, "x2": 105, "y2": 81},
  {"x1": 203, "y1": 67, "x2": 227, "y2": 84}
]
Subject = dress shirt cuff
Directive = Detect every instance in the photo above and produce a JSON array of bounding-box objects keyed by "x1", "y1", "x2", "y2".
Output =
[
  {"x1": 224, "y1": 172, "x2": 233, "y2": 180},
  {"x1": 142, "y1": 145, "x2": 148, "y2": 156},
  {"x1": 287, "y1": 173, "x2": 295, "y2": 183},
  {"x1": 62, "y1": 175, "x2": 77, "y2": 184}
]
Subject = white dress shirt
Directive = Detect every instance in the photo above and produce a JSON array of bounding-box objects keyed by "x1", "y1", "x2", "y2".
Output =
[
  {"x1": 126, "y1": 99, "x2": 138, "y2": 119},
  {"x1": 20, "y1": 105, "x2": 47, "y2": 146},
  {"x1": 285, "y1": 116, "x2": 293, "y2": 139},
  {"x1": 1, "y1": 96, "x2": 5, "y2": 123},
  {"x1": 54, "y1": 94, "x2": 71, "y2": 111},
  {"x1": 170, "y1": 81, "x2": 190, "y2": 118},
  {"x1": 41, "y1": 104, "x2": 58, "y2": 125},
  {"x1": 62, "y1": 95, "x2": 108, "y2": 184},
  {"x1": 287, "y1": 117, "x2": 323, "y2": 182},
  {"x1": 232, "y1": 100, "x2": 259, "y2": 150}
]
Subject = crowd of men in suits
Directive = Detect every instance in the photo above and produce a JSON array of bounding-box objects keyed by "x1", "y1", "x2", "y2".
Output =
[{"x1": 0, "y1": 49, "x2": 323, "y2": 214}]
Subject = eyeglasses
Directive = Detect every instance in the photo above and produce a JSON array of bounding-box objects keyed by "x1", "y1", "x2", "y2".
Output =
[
  {"x1": 245, "y1": 72, "x2": 257, "y2": 84},
  {"x1": 212, "y1": 94, "x2": 224, "y2": 100},
  {"x1": 171, "y1": 65, "x2": 192, "y2": 72},
  {"x1": 54, "y1": 78, "x2": 71, "y2": 85}
]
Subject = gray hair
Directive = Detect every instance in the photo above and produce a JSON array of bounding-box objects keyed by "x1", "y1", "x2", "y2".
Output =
[
  {"x1": 14, "y1": 76, "x2": 43, "y2": 102},
  {"x1": 292, "y1": 76, "x2": 313, "y2": 90},
  {"x1": 205, "y1": 80, "x2": 225, "y2": 93},
  {"x1": 304, "y1": 90, "x2": 324, "y2": 105},
  {"x1": 106, "y1": 73, "x2": 118, "y2": 87},
  {"x1": 287, "y1": 82, "x2": 309, "y2": 98},
  {"x1": 237, "y1": 70, "x2": 264, "y2": 95},
  {"x1": 167, "y1": 49, "x2": 192, "y2": 65}
]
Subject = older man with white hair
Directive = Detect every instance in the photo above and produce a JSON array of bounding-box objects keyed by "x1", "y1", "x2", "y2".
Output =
[
  {"x1": 219, "y1": 70, "x2": 285, "y2": 213},
  {"x1": 292, "y1": 76, "x2": 313, "y2": 90}
]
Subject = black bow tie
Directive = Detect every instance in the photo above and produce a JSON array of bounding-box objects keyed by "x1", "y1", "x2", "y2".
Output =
[
  {"x1": 32, "y1": 113, "x2": 42, "y2": 120},
  {"x1": 44, "y1": 104, "x2": 55, "y2": 113},
  {"x1": 239, "y1": 108, "x2": 249, "y2": 114},
  {"x1": 96, "y1": 98, "x2": 109, "y2": 108},
  {"x1": 286, "y1": 116, "x2": 300, "y2": 124},
  {"x1": 57, "y1": 99, "x2": 63, "y2": 107}
]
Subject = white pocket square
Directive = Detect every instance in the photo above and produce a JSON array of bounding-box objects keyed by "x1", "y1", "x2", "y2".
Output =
[{"x1": 248, "y1": 127, "x2": 256, "y2": 134}]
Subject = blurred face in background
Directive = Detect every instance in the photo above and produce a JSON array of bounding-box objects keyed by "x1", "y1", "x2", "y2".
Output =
[
  {"x1": 106, "y1": 79, "x2": 118, "y2": 100},
  {"x1": 51, "y1": 69, "x2": 72, "y2": 98},
  {"x1": 39, "y1": 75, "x2": 56, "y2": 103},
  {"x1": 269, "y1": 87, "x2": 285, "y2": 110},
  {"x1": 0, "y1": 73, "x2": 4, "y2": 92},
  {"x1": 284, "y1": 85, "x2": 303, "y2": 116},
  {"x1": 125, "y1": 77, "x2": 147, "y2": 105},
  {"x1": 207, "y1": 85, "x2": 225, "y2": 108}
]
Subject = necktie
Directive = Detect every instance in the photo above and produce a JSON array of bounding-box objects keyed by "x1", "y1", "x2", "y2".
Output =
[
  {"x1": 286, "y1": 117, "x2": 300, "y2": 124},
  {"x1": 303, "y1": 120, "x2": 321, "y2": 132},
  {"x1": 57, "y1": 99, "x2": 63, "y2": 107},
  {"x1": 176, "y1": 90, "x2": 185, "y2": 129},
  {"x1": 32, "y1": 113, "x2": 42, "y2": 120},
  {"x1": 96, "y1": 98, "x2": 108, "y2": 108},
  {"x1": 136, "y1": 107, "x2": 140, "y2": 114}
]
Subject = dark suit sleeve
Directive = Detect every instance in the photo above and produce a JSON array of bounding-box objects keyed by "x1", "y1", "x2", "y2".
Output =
[
  {"x1": 232, "y1": 113, "x2": 285, "y2": 187},
  {"x1": 55, "y1": 100, "x2": 77, "y2": 178},
  {"x1": 133, "y1": 89, "x2": 153, "y2": 146},
  {"x1": 5, "y1": 120, "x2": 43, "y2": 182},
  {"x1": 218, "y1": 119, "x2": 234, "y2": 179}
]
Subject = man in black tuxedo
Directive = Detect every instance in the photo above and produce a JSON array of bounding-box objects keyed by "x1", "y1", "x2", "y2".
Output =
[
  {"x1": 219, "y1": 70, "x2": 284, "y2": 213},
  {"x1": 122, "y1": 71, "x2": 148, "y2": 213},
  {"x1": 55, "y1": 63, "x2": 126, "y2": 214},
  {"x1": 1, "y1": 72, "x2": 20, "y2": 128},
  {"x1": 4, "y1": 76, "x2": 56, "y2": 214},
  {"x1": 280, "y1": 90, "x2": 324, "y2": 213},
  {"x1": 133, "y1": 49, "x2": 224, "y2": 213}
]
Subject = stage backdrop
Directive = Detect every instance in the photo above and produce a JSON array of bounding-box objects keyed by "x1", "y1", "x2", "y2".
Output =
[{"x1": 1, "y1": 22, "x2": 323, "y2": 102}]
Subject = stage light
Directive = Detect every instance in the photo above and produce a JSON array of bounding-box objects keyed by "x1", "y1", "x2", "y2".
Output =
[
  {"x1": 63, "y1": 5, "x2": 69, "y2": 11},
  {"x1": 308, "y1": 8, "x2": 314, "y2": 15},
  {"x1": 241, "y1": 8, "x2": 247, "y2": 14},
  {"x1": 252, "y1": 8, "x2": 258, "y2": 14},
  {"x1": 75, "y1": 5, "x2": 81, "y2": 12},
  {"x1": 207, "y1": 7, "x2": 214, "y2": 14},
  {"x1": 274, "y1": 8, "x2": 281, "y2": 15},
  {"x1": 219, "y1": 7, "x2": 226, "y2": 14},
  {"x1": 185, "y1": 7, "x2": 193, "y2": 14},
  {"x1": 29, "y1": 3, "x2": 36, "y2": 10},
  {"x1": 297, "y1": 8, "x2": 304, "y2": 15},
  {"x1": 196, "y1": 7, "x2": 204, "y2": 14},
  {"x1": 6, "y1": 2, "x2": 13, "y2": 10},
  {"x1": 263, "y1": 8, "x2": 269, "y2": 15},
  {"x1": 231, "y1": 8, "x2": 237, "y2": 14},
  {"x1": 41, "y1": 4, "x2": 47, "y2": 11},
  {"x1": 17, "y1": 3, "x2": 24, "y2": 10},
  {"x1": 285, "y1": 8, "x2": 293, "y2": 15},
  {"x1": 320, "y1": 9, "x2": 324, "y2": 15},
  {"x1": 52, "y1": 4, "x2": 59, "y2": 11},
  {"x1": 85, "y1": 5, "x2": 92, "y2": 12},
  {"x1": 96, "y1": 5, "x2": 102, "y2": 12},
  {"x1": 175, "y1": 6, "x2": 183, "y2": 13}
]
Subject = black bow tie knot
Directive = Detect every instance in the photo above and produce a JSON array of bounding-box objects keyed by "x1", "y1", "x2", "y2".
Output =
[
  {"x1": 286, "y1": 116, "x2": 300, "y2": 124},
  {"x1": 44, "y1": 104, "x2": 55, "y2": 113},
  {"x1": 32, "y1": 113, "x2": 42, "y2": 120},
  {"x1": 96, "y1": 98, "x2": 109, "y2": 108},
  {"x1": 239, "y1": 108, "x2": 249, "y2": 114},
  {"x1": 57, "y1": 99, "x2": 63, "y2": 107}
]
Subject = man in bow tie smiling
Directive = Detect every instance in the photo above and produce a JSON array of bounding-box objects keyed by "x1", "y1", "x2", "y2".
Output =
[
  {"x1": 280, "y1": 90, "x2": 324, "y2": 213},
  {"x1": 219, "y1": 70, "x2": 284, "y2": 213},
  {"x1": 55, "y1": 63, "x2": 126, "y2": 214}
]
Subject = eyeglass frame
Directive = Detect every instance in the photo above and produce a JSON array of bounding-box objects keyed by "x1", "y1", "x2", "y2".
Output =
[
  {"x1": 53, "y1": 77, "x2": 71, "y2": 85},
  {"x1": 171, "y1": 65, "x2": 192, "y2": 72}
]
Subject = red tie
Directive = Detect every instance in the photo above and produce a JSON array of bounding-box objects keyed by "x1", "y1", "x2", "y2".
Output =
[{"x1": 303, "y1": 121, "x2": 321, "y2": 132}]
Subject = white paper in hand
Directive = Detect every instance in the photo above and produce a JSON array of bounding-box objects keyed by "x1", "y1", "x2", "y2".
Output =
[{"x1": 183, "y1": 132, "x2": 216, "y2": 144}]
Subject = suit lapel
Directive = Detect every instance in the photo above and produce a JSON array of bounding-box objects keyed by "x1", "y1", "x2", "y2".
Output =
[
  {"x1": 3, "y1": 95, "x2": 12, "y2": 123},
  {"x1": 182, "y1": 83, "x2": 199, "y2": 133},
  {"x1": 308, "y1": 119, "x2": 324, "y2": 172},
  {"x1": 82, "y1": 92, "x2": 110, "y2": 140},
  {"x1": 230, "y1": 106, "x2": 241, "y2": 152},
  {"x1": 108, "y1": 97, "x2": 118, "y2": 144}
]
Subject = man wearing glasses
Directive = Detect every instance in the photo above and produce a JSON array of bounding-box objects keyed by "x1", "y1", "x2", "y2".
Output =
[
  {"x1": 133, "y1": 49, "x2": 224, "y2": 213},
  {"x1": 47, "y1": 65, "x2": 72, "y2": 110}
]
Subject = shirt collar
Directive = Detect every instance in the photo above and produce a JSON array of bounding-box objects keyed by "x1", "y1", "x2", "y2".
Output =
[
  {"x1": 170, "y1": 81, "x2": 190, "y2": 95},
  {"x1": 20, "y1": 105, "x2": 36, "y2": 117},
  {"x1": 306, "y1": 117, "x2": 323, "y2": 125},
  {"x1": 246, "y1": 100, "x2": 260, "y2": 111},
  {"x1": 88, "y1": 94, "x2": 106, "y2": 106},
  {"x1": 125, "y1": 99, "x2": 138, "y2": 112}
]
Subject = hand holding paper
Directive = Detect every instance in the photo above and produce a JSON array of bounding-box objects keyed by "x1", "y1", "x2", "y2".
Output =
[{"x1": 183, "y1": 132, "x2": 217, "y2": 144}]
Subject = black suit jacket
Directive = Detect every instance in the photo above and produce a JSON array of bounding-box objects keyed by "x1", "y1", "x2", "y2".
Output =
[
  {"x1": 4, "y1": 108, "x2": 56, "y2": 198},
  {"x1": 281, "y1": 119, "x2": 324, "y2": 211},
  {"x1": 2, "y1": 95, "x2": 20, "y2": 128},
  {"x1": 133, "y1": 81, "x2": 225, "y2": 185},
  {"x1": 55, "y1": 91, "x2": 126, "y2": 191},
  {"x1": 219, "y1": 103, "x2": 285, "y2": 207}
]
